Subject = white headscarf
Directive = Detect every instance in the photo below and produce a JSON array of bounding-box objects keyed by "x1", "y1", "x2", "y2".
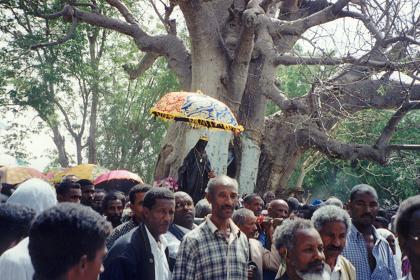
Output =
[
  {"x1": 377, "y1": 228, "x2": 395, "y2": 239},
  {"x1": 6, "y1": 178, "x2": 57, "y2": 214},
  {"x1": 0, "y1": 178, "x2": 57, "y2": 280}
]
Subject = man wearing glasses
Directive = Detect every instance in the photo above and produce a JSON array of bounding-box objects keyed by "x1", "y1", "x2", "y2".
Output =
[
  {"x1": 342, "y1": 184, "x2": 397, "y2": 280},
  {"x1": 396, "y1": 195, "x2": 420, "y2": 280}
]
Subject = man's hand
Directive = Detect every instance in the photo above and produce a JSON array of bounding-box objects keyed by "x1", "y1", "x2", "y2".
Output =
[{"x1": 208, "y1": 170, "x2": 216, "y2": 178}]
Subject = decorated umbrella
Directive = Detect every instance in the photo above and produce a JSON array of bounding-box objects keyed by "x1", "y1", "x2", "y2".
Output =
[
  {"x1": 44, "y1": 167, "x2": 69, "y2": 184},
  {"x1": 94, "y1": 170, "x2": 144, "y2": 194},
  {"x1": 150, "y1": 91, "x2": 244, "y2": 134},
  {"x1": 63, "y1": 164, "x2": 108, "y2": 182},
  {"x1": 0, "y1": 166, "x2": 47, "y2": 185}
]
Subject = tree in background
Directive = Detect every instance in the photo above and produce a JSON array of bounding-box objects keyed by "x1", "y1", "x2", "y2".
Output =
[{"x1": 2, "y1": 0, "x2": 420, "y2": 197}]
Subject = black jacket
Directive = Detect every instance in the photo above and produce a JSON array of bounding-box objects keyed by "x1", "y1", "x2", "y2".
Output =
[{"x1": 100, "y1": 223, "x2": 169, "y2": 280}]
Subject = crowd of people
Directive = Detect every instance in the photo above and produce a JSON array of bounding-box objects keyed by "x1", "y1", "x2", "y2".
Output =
[{"x1": 0, "y1": 172, "x2": 419, "y2": 280}]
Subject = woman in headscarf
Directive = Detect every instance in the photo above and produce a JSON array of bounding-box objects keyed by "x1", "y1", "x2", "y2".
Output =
[{"x1": 0, "y1": 178, "x2": 57, "y2": 280}]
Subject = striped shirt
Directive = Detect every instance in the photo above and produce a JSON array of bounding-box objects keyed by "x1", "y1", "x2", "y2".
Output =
[
  {"x1": 342, "y1": 224, "x2": 397, "y2": 280},
  {"x1": 172, "y1": 216, "x2": 249, "y2": 280},
  {"x1": 106, "y1": 219, "x2": 137, "y2": 249}
]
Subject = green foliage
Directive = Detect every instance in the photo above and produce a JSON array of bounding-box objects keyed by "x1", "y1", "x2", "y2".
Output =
[
  {"x1": 96, "y1": 58, "x2": 181, "y2": 183},
  {"x1": 302, "y1": 111, "x2": 420, "y2": 205}
]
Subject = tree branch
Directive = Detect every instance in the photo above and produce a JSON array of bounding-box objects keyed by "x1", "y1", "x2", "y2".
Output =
[
  {"x1": 274, "y1": 54, "x2": 420, "y2": 70},
  {"x1": 30, "y1": 16, "x2": 78, "y2": 49},
  {"x1": 106, "y1": 0, "x2": 138, "y2": 24},
  {"x1": 267, "y1": 0, "x2": 351, "y2": 36},
  {"x1": 123, "y1": 52, "x2": 160, "y2": 80},
  {"x1": 263, "y1": 82, "x2": 308, "y2": 113}
]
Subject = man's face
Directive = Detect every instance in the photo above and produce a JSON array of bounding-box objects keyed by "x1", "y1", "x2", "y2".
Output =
[
  {"x1": 287, "y1": 228, "x2": 325, "y2": 279},
  {"x1": 104, "y1": 199, "x2": 123, "y2": 226},
  {"x1": 245, "y1": 197, "x2": 264, "y2": 216},
  {"x1": 386, "y1": 235, "x2": 396, "y2": 255},
  {"x1": 207, "y1": 185, "x2": 238, "y2": 221},
  {"x1": 318, "y1": 221, "x2": 347, "y2": 261},
  {"x1": 143, "y1": 199, "x2": 175, "y2": 237},
  {"x1": 61, "y1": 188, "x2": 82, "y2": 204},
  {"x1": 92, "y1": 192, "x2": 105, "y2": 212},
  {"x1": 78, "y1": 244, "x2": 107, "y2": 280},
  {"x1": 400, "y1": 209, "x2": 420, "y2": 265},
  {"x1": 348, "y1": 192, "x2": 379, "y2": 227},
  {"x1": 174, "y1": 194, "x2": 195, "y2": 228},
  {"x1": 81, "y1": 185, "x2": 95, "y2": 206},
  {"x1": 239, "y1": 216, "x2": 258, "y2": 238},
  {"x1": 268, "y1": 200, "x2": 289, "y2": 219},
  {"x1": 130, "y1": 192, "x2": 146, "y2": 223}
]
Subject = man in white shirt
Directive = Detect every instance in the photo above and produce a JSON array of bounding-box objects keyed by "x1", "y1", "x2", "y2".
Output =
[
  {"x1": 101, "y1": 188, "x2": 175, "y2": 280},
  {"x1": 164, "y1": 192, "x2": 197, "y2": 260}
]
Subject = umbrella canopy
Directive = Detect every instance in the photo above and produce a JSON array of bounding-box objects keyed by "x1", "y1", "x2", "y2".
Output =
[
  {"x1": 94, "y1": 170, "x2": 144, "y2": 194},
  {"x1": 0, "y1": 166, "x2": 47, "y2": 185},
  {"x1": 63, "y1": 164, "x2": 108, "y2": 181},
  {"x1": 44, "y1": 167, "x2": 69, "y2": 184},
  {"x1": 150, "y1": 91, "x2": 244, "y2": 134}
]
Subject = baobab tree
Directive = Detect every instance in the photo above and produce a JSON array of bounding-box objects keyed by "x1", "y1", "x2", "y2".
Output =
[{"x1": 26, "y1": 0, "x2": 419, "y2": 194}]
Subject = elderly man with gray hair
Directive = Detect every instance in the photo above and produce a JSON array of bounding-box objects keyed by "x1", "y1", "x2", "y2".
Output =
[
  {"x1": 311, "y1": 205, "x2": 356, "y2": 280},
  {"x1": 273, "y1": 218, "x2": 328, "y2": 280},
  {"x1": 232, "y1": 208, "x2": 281, "y2": 280}
]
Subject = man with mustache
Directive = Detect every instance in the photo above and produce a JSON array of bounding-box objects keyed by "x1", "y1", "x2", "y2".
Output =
[
  {"x1": 342, "y1": 184, "x2": 397, "y2": 280},
  {"x1": 172, "y1": 175, "x2": 249, "y2": 280},
  {"x1": 273, "y1": 218, "x2": 329, "y2": 280},
  {"x1": 101, "y1": 188, "x2": 175, "y2": 280},
  {"x1": 311, "y1": 205, "x2": 356, "y2": 280}
]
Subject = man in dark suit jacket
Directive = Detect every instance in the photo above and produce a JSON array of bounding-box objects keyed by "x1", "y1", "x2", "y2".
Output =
[{"x1": 100, "y1": 188, "x2": 175, "y2": 280}]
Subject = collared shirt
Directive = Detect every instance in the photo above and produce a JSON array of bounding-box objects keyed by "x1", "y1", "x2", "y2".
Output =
[
  {"x1": 342, "y1": 224, "x2": 397, "y2": 280},
  {"x1": 172, "y1": 215, "x2": 249, "y2": 280},
  {"x1": 145, "y1": 226, "x2": 170, "y2": 280},
  {"x1": 325, "y1": 260, "x2": 342, "y2": 280},
  {"x1": 105, "y1": 219, "x2": 137, "y2": 249},
  {"x1": 164, "y1": 224, "x2": 195, "y2": 259}
]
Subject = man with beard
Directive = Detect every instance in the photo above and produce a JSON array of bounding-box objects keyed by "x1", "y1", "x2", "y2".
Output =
[
  {"x1": 101, "y1": 188, "x2": 175, "y2": 280},
  {"x1": 342, "y1": 184, "x2": 397, "y2": 279},
  {"x1": 77, "y1": 179, "x2": 95, "y2": 207},
  {"x1": 56, "y1": 180, "x2": 82, "y2": 204},
  {"x1": 311, "y1": 205, "x2": 355, "y2": 280},
  {"x1": 102, "y1": 191, "x2": 125, "y2": 228},
  {"x1": 273, "y1": 218, "x2": 328, "y2": 280},
  {"x1": 396, "y1": 195, "x2": 420, "y2": 280},
  {"x1": 178, "y1": 138, "x2": 215, "y2": 204},
  {"x1": 172, "y1": 175, "x2": 249, "y2": 280}
]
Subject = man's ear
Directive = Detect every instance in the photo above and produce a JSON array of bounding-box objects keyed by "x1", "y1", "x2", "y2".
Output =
[
  {"x1": 78, "y1": 254, "x2": 89, "y2": 273},
  {"x1": 206, "y1": 193, "x2": 212, "y2": 204},
  {"x1": 57, "y1": 194, "x2": 64, "y2": 203},
  {"x1": 278, "y1": 247, "x2": 287, "y2": 258},
  {"x1": 143, "y1": 207, "x2": 150, "y2": 220}
]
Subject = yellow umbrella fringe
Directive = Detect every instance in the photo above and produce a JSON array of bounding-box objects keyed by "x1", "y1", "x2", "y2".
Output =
[{"x1": 150, "y1": 109, "x2": 244, "y2": 133}]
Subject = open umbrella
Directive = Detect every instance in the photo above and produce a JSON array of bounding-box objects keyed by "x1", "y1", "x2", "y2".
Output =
[
  {"x1": 0, "y1": 166, "x2": 47, "y2": 185},
  {"x1": 94, "y1": 170, "x2": 144, "y2": 194},
  {"x1": 63, "y1": 164, "x2": 108, "y2": 182},
  {"x1": 150, "y1": 91, "x2": 244, "y2": 134},
  {"x1": 44, "y1": 167, "x2": 69, "y2": 184}
]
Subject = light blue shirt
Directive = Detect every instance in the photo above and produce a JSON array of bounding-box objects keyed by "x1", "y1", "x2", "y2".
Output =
[{"x1": 342, "y1": 224, "x2": 397, "y2": 280}]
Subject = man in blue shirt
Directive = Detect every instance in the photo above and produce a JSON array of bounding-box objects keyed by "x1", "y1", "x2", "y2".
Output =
[{"x1": 342, "y1": 184, "x2": 397, "y2": 280}]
